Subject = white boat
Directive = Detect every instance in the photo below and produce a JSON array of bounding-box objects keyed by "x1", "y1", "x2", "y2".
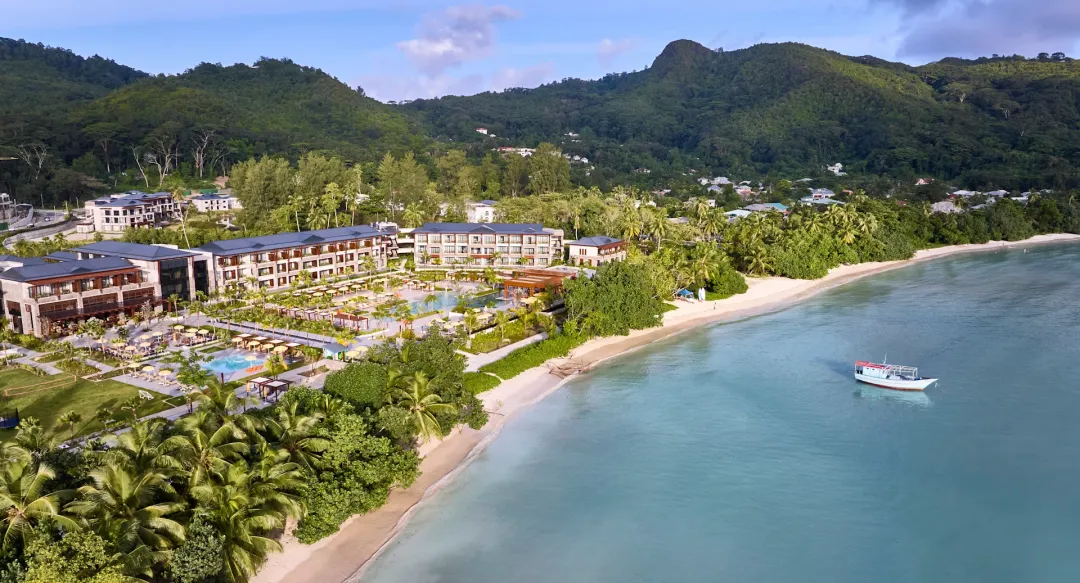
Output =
[{"x1": 854, "y1": 360, "x2": 937, "y2": 391}]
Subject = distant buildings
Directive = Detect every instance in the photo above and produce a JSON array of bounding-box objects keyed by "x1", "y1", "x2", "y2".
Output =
[
  {"x1": 566, "y1": 236, "x2": 627, "y2": 267},
  {"x1": 412, "y1": 223, "x2": 563, "y2": 268},
  {"x1": 497, "y1": 147, "x2": 535, "y2": 157},
  {"x1": 467, "y1": 200, "x2": 498, "y2": 223},
  {"x1": 931, "y1": 201, "x2": 961, "y2": 214},
  {"x1": 826, "y1": 163, "x2": 847, "y2": 176},
  {"x1": 84, "y1": 191, "x2": 176, "y2": 233},
  {"x1": 189, "y1": 192, "x2": 242, "y2": 213},
  {"x1": 475, "y1": 127, "x2": 489, "y2": 135}
]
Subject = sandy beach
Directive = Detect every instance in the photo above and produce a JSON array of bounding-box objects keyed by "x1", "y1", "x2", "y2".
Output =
[{"x1": 252, "y1": 233, "x2": 1080, "y2": 583}]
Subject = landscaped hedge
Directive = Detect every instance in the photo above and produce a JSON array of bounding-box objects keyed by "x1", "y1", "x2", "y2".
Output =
[
  {"x1": 463, "y1": 372, "x2": 501, "y2": 394},
  {"x1": 479, "y1": 333, "x2": 588, "y2": 380},
  {"x1": 55, "y1": 358, "x2": 99, "y2": 376}
]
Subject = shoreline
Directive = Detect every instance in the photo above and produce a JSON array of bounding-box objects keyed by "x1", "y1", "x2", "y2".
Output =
[{"x1": 252, "y1": 233, "x2": 1080, "y2": 583}]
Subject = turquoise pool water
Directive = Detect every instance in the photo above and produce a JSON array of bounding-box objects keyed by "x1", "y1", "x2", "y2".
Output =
[
  {"x1": 203, "y1": 354, "x2": 265, "y2": 374},
  {"x1": 408, "y1": 291, "x2": 505, "y2": 314}
]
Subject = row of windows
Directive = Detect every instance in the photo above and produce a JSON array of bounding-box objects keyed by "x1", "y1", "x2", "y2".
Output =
[
  {"x1": 414, "y1": 233, "x2": 552, "y2": 245},
  {"x1": 417, "y1": 245, "x2": 548, "y2": 256},
  {"x1": 31, "y1": 273, "x2": 143, "y2": 297}
]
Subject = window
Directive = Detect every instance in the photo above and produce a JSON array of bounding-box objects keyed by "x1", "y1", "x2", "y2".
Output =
[
  {"x1": 510, "y1": 235, "x2": 522, "y2": 244},
  {"x1": 101, "y1": 276, "x2": 115, "y2": 288},
  {"x1": 303, "y1": 260, "x2": 316, "y2": 269},
  {"x1": 510, "y1": 246, "x2": 522, "y2": 254},
  {"x1": 539, "y1": 246, "x2": 549, "y2": 255},
  {"x1": 416, "y1": 234, "x2": 427, "y2": 243},
  {"x1": 524, "y1": 248, "x2": 535, "y2": 255},
  {"x1": 537, "y1": 235, "x2": 550, "y2": 244}
]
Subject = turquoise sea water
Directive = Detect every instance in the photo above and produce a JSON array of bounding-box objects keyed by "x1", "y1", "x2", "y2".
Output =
[{"x1": 361, "y1": 244, "x2": 1080, "y2": 583}]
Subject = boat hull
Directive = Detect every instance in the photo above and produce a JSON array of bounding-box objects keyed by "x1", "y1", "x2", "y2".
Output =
[{"x1": 854, "y1": 373, "x2": 937, "y2": 391}]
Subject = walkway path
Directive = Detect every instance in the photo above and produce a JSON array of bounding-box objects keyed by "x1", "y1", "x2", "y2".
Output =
[{"x1": 464, "y1": 332, "x2": 547, "y2": 372}]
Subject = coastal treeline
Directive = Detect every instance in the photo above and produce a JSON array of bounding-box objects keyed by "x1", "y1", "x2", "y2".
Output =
[{"x1": 0, "y1": 332, "x2": 484, "y2": 583}]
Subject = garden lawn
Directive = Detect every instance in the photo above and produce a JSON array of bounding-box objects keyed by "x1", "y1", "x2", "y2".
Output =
[{"x1": 0, "y1": 369, "x2": 173, "y2": 440}]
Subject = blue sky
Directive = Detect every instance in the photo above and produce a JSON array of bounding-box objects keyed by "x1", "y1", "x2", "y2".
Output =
[{"x1": 2, "y1": 0, "x2": 1078, "y2": 102}]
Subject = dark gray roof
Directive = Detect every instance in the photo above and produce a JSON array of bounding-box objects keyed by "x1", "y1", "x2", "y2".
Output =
[
  {"x1": 99, "y1": 199, "x2": 151, "y2": 208},
  {"x1": 43, "y1": 251, "x2": 80, "y2": 262},
  {"x1": 569, "y1": 236, "x2": 623, "y2": 247},
  {"x1": 0, "y1": 257, "x2": 134, "y2": 283},
  {"x1": 193, "y1": 225, "x2": 392, "y2": 256},
  {"x1": 476, "y1": 199, "x2": 498, "y2": 206},
  {"x1": 191, "y1": 193, "x2": 233, "y2": 201},
  {"x1": 73, "y1": 241, "x2": 196, "y2": 261},
  {"x1": 415, "y1": 222, "x2": 547, "y2": 235},
  {"x1": 0, "y1": 255, "x2": 48, "y2": 266}
]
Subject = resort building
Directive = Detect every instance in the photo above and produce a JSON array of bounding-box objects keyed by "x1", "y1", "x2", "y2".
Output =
[
  {"x1": 191, "y1": 224, "x2": 398, "y2": 292},
  {"x1": 84, "y1": 191, "x2": 176, "y2": 233},
  {"x1": 411, "y1": 223, "x2": 564, "y2": 268},
  {"x1": 0, "y1": 242, "x2": 200, "y2": 337},
  {"x1": 566, "y1": 236, "x2": 628, "y2": 267},
  {"x1": 189, "y1": 192, "x2": 242, "y2": 212},
  {"x1": 466, "y1": 200, "x2": 498, "y2": 223}
]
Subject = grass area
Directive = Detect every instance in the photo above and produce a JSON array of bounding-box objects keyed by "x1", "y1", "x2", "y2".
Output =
[
  {"x1": 33, "y1": 352, "x2": 67, "y2": 364},
  {"x1": 464, "y1": 321, "x2": 543, "y2": 354},
  {"x1": 463, "y1": 372, "x2": 501, "y2": 394},
  {"x1": 479, "y1": 333, "x2": 588, "y2": 380},
  {"x1": 661, "y1": 302, "x2": 679, "y2": 313},
  {"x1": 0, "y1": 369, "x2": 173, "y2": 440}
]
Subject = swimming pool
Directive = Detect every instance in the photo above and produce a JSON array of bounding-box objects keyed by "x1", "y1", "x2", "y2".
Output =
[
  {"x1": 408, "y1": 291, "x2": 505, "y2": 314},
  {"x1": 203, "y1": 354, "x2": 265, "y2": 374}
]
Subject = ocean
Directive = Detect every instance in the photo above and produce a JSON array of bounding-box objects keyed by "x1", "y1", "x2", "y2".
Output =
[{"x1": 359, "y1": 243, "x2": 1080, "y2": 583}]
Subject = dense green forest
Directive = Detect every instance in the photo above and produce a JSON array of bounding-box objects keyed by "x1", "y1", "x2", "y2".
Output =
[
  {"x1": 2, "y1": 36, "x2": 1079, "y2": 209},
  {"x1": 406, "y1": 40, "x2": 1080, "y2": 191}
]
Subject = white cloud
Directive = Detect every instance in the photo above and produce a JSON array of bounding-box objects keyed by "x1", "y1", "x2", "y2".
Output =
[
  {"x1": 596, "y1": 38, "x2": 636, "y2": 65},
  {"x1": 356, "y1": 73, "x2": 485, "y2": 102},
  {"x1": 397, "y1": 4, "x2": 521, "y2": 75},
  {"x1": 490, "y1": 63, "x2": 555, "y2": 91},
  {"x1": 873, "y1": 0, "x2": 1080, "y2": 60}
]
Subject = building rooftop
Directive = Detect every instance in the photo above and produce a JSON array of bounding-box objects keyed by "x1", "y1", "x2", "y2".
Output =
[
  {"x1": 190, "y1": 193, "x2": 234, "y2": 201},
  {"x1": 0, "y1": 255, "x2": 48, "y2": 268},
  {"x1": 0, "y1": 257, "x2": 134, "y2": 283},
  {"x1": 43, "y1": 251, "x2": 80, "y2": 262},
  {"x1": 414, "y1": 222, "x2": 550, "y2": 235},
  {"x1": 193, "y1": 225, "x2": 394, "y2": 256},
  {"x1": 569, "y1": 236, "x2": 623, "y2": 247},
  {"x1": 73, "y1": 241, "x2": 197, "y2": 261}
]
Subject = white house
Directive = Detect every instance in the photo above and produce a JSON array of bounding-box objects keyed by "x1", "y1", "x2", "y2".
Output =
[
  {"x1": 189, "y1": 193, "x2": 242, "y2": 213},
  {"x1": 566, "y1": 236, "x2": 628, "y2": 267},
  {"x1": 986, "y1": 190, "x2": 1010, "y2": 197},
  {"x1": 723, "y1": 209, "x2": 751, "y2": 220},
  {"x1": 466, "y1": 200, "x2": 498, "y2": 223},
  {"x1": 826, "y1": 163, "x2": 847, "y2": 176},
  {"x1": 809, "y1": 188, "x2": 835, "y2": 200},
  {"x1": 475, "y1": 127, "x2": 489, "y2": 135},
  {"x1": 84, "y1": 191, "x2": 176, "y2": 233}
]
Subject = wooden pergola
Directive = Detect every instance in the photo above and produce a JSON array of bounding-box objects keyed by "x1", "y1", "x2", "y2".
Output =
[{"x1": 502, "y1": 268, "x2": 573, "y2": 300}]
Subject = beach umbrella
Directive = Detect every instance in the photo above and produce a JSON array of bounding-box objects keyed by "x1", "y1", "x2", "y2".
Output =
[
  {"x1": 197, "y1": 329, "x2": 210, "y2": 335},
  {"x1": 127, "y1": 362, "x2": 143, "y2": 369},
  {"x1": 236, "y1": 333, "x2": 251, "y2": 339},
  {"x1": 151, "y1": 331, "x2": 165, "y2": 337},
  {"x1": 142, "y1": 366, "x2": 156, "y2": 373},
  {"x1": 139, "y1": 342, "x2": 151, "y2": 348},
  {"x1": 273, "y1": 345, "x2": 288, "y2": 353},
  {"x1": 270, "y1": 339, "x2": 284, "y2": 344},
  {"x1": 173, "y1": 325, "x2": 186, "y2": 330},
  {"x1": 232, "y1": 336, "x2": 245, "y2": 343},
  {"x1": 253, "y1": 336, "x2": 268, "y2": 341},
  {"x1": 125, "y1": 345, "x2": 139, "y2": 352},
  {"x1": 158, "y1": 370, "x2": 171, "y2": 377},
  {"x1": 247, "y1": 340, "x2": 261, "y2": 347}
]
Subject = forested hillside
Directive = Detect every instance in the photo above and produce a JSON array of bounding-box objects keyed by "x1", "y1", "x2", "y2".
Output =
[
  {"x1": 0, "y1": 38, "x2": 424, "y2": 207},
  {"x1": 405, "y1": 40, "x2": 1080, "y2": 190},
  {"x1": 2, "y1": 36, "x2": 1080, "y2": 209}
]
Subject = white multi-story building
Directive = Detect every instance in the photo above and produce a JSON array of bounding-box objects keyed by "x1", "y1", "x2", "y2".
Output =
[
  {"x1": 566, "y1": 236, "x2": 628, "y2": 267},
  {"x1": 467, "y1": 200, "x2": 497, "y2": 223},
  {"x1": 412, "y1": 223, "x2": 563, "y2": 268},
  {"x1": 191, "y1": 224, "x2": 398, "y2": 292},
  {"x1": 84, "y1": 191, "x2": 176, "y2": 233},
  {"x1": 189, "y1": 193, "x2": 242, "y2": 212}
]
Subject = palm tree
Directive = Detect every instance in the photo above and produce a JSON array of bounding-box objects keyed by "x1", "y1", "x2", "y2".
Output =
[
  {"x1": 105, "y1": 418, "x2": 183, "y2": 477},
  {"x1": 164, "y1": 418, "x2": 249, "y2": 489},
  {"x1": 190, "y1": 460, "x2": 302, "y2": 583},
  {"x1": 647, "y1": 210, "x2": 668, "y2": 250},
  {"x1": 0, "y1": 458, "x2": 78, "y2": 550},
  {"x1": 55, "y1": 411, "x2": 83, "y2": 440},
  {"x1": 66, "y1": 465, "x2": 186, "y2": 574},
  {"x1": 392, "y1": 372, "x2": 457, "y2": 443},
  {"x1": 264, "y1": 353, "x2": 287, "y2": 380},
  {"x1": 744, "y1": 244, "x2": 774, "y2": 276},
  {"x1": 463, "y1": 311, "x2": 480, "y2": 335},
  {"x1": 688, "y1": 244, "x2": 723, "y2": 290},
  {"x1": 259, "y1": 401, "x2": 329, "y2": 471},
  {"x1": 494, "y1": 310, "x2": 510, "y2": 341},
  {"x1": 172, "y1": 188, "x2": 192, "y2": 248}
]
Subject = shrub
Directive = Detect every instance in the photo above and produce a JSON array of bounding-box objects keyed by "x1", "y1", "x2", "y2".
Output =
[
  {"x1": 479, "y1": 333, "x2": 587, "y2": 380},
  {"x1": 706, "y1": 265, "x2": 748, "y2": 299},
  {"x1": 55, "y1": 359, "x2": 99, "y2": 377},
  {"x1": 463, "y1": 372, "x2": 501, "y2": 394}
]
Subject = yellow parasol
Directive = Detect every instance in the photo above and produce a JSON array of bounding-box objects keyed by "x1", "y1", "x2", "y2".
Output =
[
  {"x1": 158, "y1": 370, "x2": 172, "y2": 377},
  {"x1": 273, "y1": 345, "x2": 288, "y2": 353},
  {"x1": 173, "y1": 324, "x2": 186, "y2": 330},
  {"x1": 141, "y1": 365, "x2": 156, "y2": 373},
  {"x1": 247, "y1": 340, "x2": 261, "y2": 347},
  {"x1": 232, "y1": 336, "x2": 245, "y2": 343},
  {"x1": 197, "y1": 329, "x2": 210, "y2": 335}
]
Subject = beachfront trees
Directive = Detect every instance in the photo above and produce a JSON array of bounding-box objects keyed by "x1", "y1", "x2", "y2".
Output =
[
  {"x1": 260, "y1": 401, "x2": 329, "y2": 471},
  {"x1": 393, "y1": 372, "x2": 457, "y2": 443},
  {"x1": 564, "y1": 260, "x2": 665, "y2": 337},
  {"x1": 0, "y1": 458, "x2": 77, "y2": 551}
]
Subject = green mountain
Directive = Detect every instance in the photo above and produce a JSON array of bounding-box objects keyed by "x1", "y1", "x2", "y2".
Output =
[
  {"x1": 72, "y1": 58, "x2": 425, "y2": 164},
  {"x1": 404, "y1": 40, "x2": 1080, "y2": 190},
  {"x1": 0, "y1": 38, "x2": 147, "y2": 118}
]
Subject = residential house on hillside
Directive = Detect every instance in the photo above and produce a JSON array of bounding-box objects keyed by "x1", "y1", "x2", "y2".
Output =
[
  {"x1": 467, "y1": 200, "x2": 498, "y2": 223},
  {"x1": 189, "y1": 192, "x2": 242, "y2": 213}
]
